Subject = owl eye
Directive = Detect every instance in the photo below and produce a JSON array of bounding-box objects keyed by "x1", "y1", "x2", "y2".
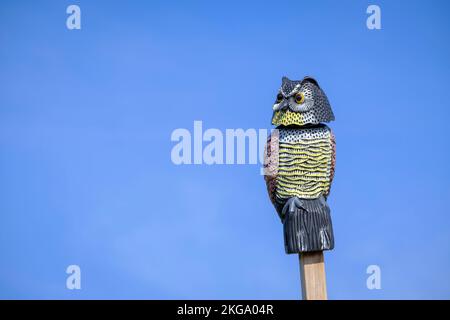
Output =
[
  {"x1": 276, "y1": 93, "x2": 283, "y2": 103},
  {"x1": 294, "y1": 92, "x2": 305, "y2": 104}
]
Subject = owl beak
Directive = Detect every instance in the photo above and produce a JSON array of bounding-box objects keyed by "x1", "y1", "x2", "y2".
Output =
[{"x1": 279, "y1": 100, "x2": 289, "y2": 110}]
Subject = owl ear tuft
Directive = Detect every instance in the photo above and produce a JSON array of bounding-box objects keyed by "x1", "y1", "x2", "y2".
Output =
[{"x1": 302, "y1": 76, "x2": 320, "y2": 88}]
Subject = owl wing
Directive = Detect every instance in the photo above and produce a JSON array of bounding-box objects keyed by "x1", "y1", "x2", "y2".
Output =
[{"x1": 263, "y1": 130, "x2": 281, "y2": 218}]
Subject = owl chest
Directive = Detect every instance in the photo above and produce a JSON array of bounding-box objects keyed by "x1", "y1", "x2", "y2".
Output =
[{"x1": 275, "y1": 127, "x2": 333, "y2": 200}]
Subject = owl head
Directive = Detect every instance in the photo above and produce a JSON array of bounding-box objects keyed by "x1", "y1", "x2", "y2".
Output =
[{"x1": 272, "y1": 76, "x2": 335, "y2": 126}]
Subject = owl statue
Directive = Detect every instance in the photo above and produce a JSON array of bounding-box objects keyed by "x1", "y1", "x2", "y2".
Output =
[{"x1": 264, "y1": 76, "x2": 336, "y2": 253}]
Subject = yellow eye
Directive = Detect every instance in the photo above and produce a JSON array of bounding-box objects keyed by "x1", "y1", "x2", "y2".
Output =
[
  {"x1": 294, "y1": 92, "x2": 305, "y2": 104},
  {"x1": 276, "y1": 93, "x2": 283, "y2": 103}
]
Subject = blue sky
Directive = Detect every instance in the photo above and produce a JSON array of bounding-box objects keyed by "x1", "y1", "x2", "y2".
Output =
[{"x1": 1, "y1": 0, "x2": 450, "y2": 299}]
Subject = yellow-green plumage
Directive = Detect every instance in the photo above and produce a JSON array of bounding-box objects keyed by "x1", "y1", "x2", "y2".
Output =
[{"x1": 275, "y1": 126, "x2": 334, "y2": 202}]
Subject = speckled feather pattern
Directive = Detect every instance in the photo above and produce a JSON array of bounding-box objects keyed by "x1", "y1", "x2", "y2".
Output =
[
  {"x1": 272, "y1": 78, "x2": 334, "y2": 126},
  {"x1": 275, "y1": 125, "x2": 334, "y2": 202}
]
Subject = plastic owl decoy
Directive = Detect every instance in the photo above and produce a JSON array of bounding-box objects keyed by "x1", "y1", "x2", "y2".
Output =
[{"x1": 264, "y1": 76, "x2": 336, "y2": 253}]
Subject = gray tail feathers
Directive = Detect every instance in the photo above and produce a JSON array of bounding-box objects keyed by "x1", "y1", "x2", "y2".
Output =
[{"x1": 282, "y1": 196, "x2": 334, "y2": 254}]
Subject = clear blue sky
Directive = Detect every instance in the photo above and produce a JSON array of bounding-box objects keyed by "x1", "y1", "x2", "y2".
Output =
[{"x1": 1, "y1": 0, "x2": 450, "y2": 299}]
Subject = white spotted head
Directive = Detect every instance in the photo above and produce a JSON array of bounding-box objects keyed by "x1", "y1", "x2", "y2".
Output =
[{"x1": 272, "y1": 76, "x2": 335, "y2": 126}]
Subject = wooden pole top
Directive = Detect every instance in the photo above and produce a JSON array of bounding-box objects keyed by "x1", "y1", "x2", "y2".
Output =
[{"x1": 299, "y1": 251, "x2": 328, "y2": 300}]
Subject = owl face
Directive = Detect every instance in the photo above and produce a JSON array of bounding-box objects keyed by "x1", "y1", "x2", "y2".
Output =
[{"x1": 272, "y1": 76, "x2": 335, "y2": 126}]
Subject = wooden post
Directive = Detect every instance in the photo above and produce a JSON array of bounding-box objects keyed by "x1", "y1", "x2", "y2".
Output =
[{"x1": 299, "y1": 252, "x2": 327, "y2": 300}]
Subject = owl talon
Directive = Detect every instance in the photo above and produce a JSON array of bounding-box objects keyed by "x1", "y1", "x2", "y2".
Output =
[{"x1": 281, "y1": 197, "x2": 302, "y2": 219}]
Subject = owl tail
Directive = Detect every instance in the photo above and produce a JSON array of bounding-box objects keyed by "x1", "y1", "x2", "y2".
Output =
[{"x1": 282, "y1": 196, "x2": 334, "y2": 254}]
